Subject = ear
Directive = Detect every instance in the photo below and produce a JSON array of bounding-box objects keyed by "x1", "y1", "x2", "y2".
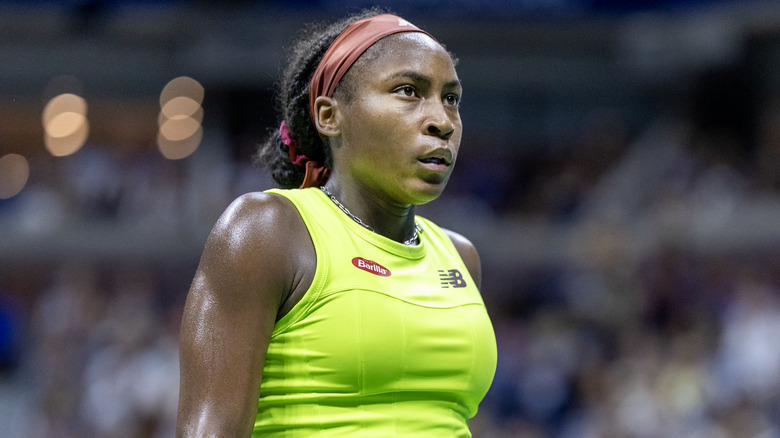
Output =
[{"x1": 313, "y1": 96, "x2": 342, "y2": 137}]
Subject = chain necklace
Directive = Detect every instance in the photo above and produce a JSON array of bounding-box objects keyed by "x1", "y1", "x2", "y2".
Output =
[{"x1": 320, "y1": 186, "x2": 421, "y2": 246}]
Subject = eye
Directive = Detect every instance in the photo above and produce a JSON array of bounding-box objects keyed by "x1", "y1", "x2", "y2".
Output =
[
  {"x1": 444, "y1": 93, "x2": 460, "y2": 106},
  {"x1": 394, "y1": 85, "x2": 417, "y2": 97}
]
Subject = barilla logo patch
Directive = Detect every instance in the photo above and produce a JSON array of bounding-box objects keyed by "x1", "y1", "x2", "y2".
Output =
[{"x1": 352, "y1": 257, "x2": 391, "y2": 277}]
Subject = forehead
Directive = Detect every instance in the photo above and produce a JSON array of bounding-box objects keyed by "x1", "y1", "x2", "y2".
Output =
[{"x1": 350, "y1": 33, "x2": 458, "y2": 81}]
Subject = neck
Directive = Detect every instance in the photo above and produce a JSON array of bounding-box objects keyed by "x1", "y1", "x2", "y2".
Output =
[{"x1": 321, "y1": 181, "x2": 417, "y2": 244}]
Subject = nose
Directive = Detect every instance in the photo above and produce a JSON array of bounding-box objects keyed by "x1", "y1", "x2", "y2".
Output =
[
  {"x1": 427, "y1": 123, "x2": 454, "y2": 140},
  {"x1": 423, "y1": 101, "x2": 455, "y2": 140}
]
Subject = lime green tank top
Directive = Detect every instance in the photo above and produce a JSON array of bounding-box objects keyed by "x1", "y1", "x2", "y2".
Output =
[{"x1": 254, "y1": 188, "x2": 497, "y2": 437}]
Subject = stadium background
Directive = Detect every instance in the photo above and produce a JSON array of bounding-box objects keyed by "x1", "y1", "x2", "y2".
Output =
[{"x1": 2, "y1": 0, "x2": 780, "y2": 436}]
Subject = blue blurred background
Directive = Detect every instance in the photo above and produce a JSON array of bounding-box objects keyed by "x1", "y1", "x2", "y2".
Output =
[{"x1": 3, "y1": 0, "x2": 780, "y2": 436}]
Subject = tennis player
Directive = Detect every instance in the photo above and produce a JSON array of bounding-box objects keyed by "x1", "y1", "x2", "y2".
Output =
[{"x1": 177, "y1": 9, "x2": 497, "y2": 437}]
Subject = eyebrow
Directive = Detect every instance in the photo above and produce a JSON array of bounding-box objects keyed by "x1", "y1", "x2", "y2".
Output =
[{"x1": 386, "y1": 70, "x2": 462, "y2": 90}]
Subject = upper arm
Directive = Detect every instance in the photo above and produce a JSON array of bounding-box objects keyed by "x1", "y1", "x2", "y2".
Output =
[
  {"x1": 443, "y1": 228, "x2": 482, "y2": 291},
  {"x1": 177, "y1": 192, "x2": 306, "y2": 437}
]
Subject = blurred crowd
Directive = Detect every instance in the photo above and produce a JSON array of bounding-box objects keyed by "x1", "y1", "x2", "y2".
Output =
[
  {"x1": 3, "y1": 87, "x2": 780, "y2": 438},
  {"x1": 463, "y1": 98, "x2": 780, "y2": 436}
]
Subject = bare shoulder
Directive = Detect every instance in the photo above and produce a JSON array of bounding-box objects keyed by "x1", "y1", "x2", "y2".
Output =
[
  {"x1": 194, "y1": 191, "x2": 310, "y2": 307},
  {"x1": 210, "y1": 191, "x2": 302, "y2": 250},
  {"x1": 441, "y1": 228, "x2": 482, "y2": 290},
  {"x1": 178, "y1": 191, "x2": 309, "y2": 437}
]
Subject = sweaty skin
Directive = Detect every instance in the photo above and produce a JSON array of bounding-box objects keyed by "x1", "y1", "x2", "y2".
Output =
[{"x1": 176, "y1": 31, "x2": 481, "y2": 437}]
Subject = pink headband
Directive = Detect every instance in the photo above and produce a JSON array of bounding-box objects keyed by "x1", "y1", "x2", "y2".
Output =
[{"x1": 308, "y1": 14, "x2": 435, "y2": 122}]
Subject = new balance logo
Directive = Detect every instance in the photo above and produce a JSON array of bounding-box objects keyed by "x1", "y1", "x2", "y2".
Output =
[{"x1": 439, "y1": 269, "x2": 467, "y2": 288}]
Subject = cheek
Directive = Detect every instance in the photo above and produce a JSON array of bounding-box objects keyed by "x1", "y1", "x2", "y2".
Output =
[
  {"x1": 358, "y1": 115, "x2": 407, "y2": 156},
  {"x1": 345, "y1": 101, "x2": 396, "y2": 139}
]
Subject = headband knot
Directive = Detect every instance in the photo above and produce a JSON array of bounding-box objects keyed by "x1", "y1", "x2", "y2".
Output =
[
  {"x1": 280, "y1": 121, "x2": 309, "y2": 166},
  {"x1": 280, "y1": 120, "x2": 330, "y2": 189}
]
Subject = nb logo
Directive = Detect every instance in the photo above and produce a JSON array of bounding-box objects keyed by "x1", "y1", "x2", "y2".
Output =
[{"x1": 438, "y1": 269, "x2": 467, "y2": 288}]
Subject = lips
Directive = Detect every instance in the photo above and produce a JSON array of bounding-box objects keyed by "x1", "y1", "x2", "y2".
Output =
[
  {"x1": 419, "y1": 156, "x2": 449, "y2": 166},
  {"x1": 418, "y1": 149, "x2": 453, "y2": 168},
  {"x1": 418, "y1": 155, "x2": 452, "y2": 173}
]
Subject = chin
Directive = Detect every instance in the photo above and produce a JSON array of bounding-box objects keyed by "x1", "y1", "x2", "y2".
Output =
[{"x1": 407, "y1": 178, "x2": 449, "y2": 205}]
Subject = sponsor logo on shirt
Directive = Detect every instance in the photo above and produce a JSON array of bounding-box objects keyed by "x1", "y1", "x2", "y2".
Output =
[
  {"x1": 352, "y1": 257, "x2": 391, "y2": 277},
  {"x1": 439, "y1": 269, "x2": 467, "y2": 288}
]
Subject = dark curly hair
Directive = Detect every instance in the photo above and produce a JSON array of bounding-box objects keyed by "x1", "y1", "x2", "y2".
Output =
[{"x1": 254, "y1": 8, "x2": 389, "y2": 189}]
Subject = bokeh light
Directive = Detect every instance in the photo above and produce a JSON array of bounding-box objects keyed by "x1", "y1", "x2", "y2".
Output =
[
  {"x1": 159, "y1": 76, "x2": 204, "y2": 108},
  {"x1": 46, "y1": 112, "x2": 87, "y2": 138},
  {"x1": 42, "y1": 93, "x2": 86, "y2": 126},
  {"x1": 161, "y1": 96, "x2": 202, "y2": 121},
  {"x1": 159, "y1": 115, "x2": 201, "y2": 142},
  {"x1": 0, "y1": 153, "x2": 30, "y2": 199},
  {"x1": 157, "y1": 127, "x2": 203, "y2": 160},
  {"x1": 157, "y1": 76, "x2": 204, "y2": 160},
  {"x1": 42, "y1": 93, "x2": 89, "y2": 157}
]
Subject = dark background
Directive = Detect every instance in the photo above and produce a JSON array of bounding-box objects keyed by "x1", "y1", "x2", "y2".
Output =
[{"x1": 2, "y1": 0, "x2": 780, "y2": 436}]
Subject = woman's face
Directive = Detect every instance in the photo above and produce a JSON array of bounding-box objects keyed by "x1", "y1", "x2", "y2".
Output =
[{"x1": 332, "y1": 32, "x2": 463, "y2": 206}]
